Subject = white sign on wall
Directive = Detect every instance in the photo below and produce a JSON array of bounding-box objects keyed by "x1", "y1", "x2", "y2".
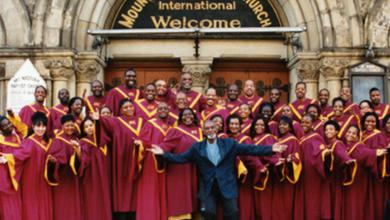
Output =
[{"x1": 6, "y1": 59, "x2": 47, "y2": 114}]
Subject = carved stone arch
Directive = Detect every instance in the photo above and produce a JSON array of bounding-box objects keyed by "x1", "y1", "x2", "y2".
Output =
[
  {"x1": 365, "y1": 0, "x2": 390, "y2": 47},
  {"x1": 0, "y1": 16, "x2": 6, "y2": 46}
]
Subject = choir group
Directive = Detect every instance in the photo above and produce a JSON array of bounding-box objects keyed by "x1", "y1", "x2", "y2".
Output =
[{"x1": 0, "y1": 68, "x2": 389, "y2": 220}]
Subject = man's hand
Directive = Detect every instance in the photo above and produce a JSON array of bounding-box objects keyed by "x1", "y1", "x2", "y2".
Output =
[
  {"x1": 272, "y1": 143, "x2": 287, "y2": 153},
  {"x1": 260, "y1": 166, "x2": 268, "y2": 173},
  {"x1": 89, "y1": 112, "x2": 100, "y2": 120},
  {"x1": 377, "y1": 149, "x2": 387, "y2": 157},
  {"x1": 275, "y1": 158, "x2": 285, "y2": 166},
  {"x1": 147, "y1": 144, "x2": 164, "y2": 155},
  {"x1": 134, "y1": 139, "x2": 141, "y2": 146}
]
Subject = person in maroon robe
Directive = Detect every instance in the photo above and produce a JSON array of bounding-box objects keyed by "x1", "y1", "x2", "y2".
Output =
[
  {"x1": 269, "y1": 88, "x2": 284, "y2": 122},
  {"x1": 11, "y1": 112, "x2": 54, "y2": 220},
  {"x1": 360, "y1": 112, "x2": 389, "y2": 220},
  {"x1": 49, "y1": 88, "x2": 70, "y2": 135},
  {"x1": 257, "y1": 102, "x2": 275, "y2": 121},
  {"x1": 270, "y1": 105, "x2": 304, "y2": 138},
  {"x1": 201, "y1": 88, "x2": 230, "y2": 124},
  {"x1": 342, "y1": 125, "x2": 387, "y2": 220},
  {"x1": 105, "y1": 68, "x2": 141, "y2": 116},
  {"x1": 226, "y1": 114, "x2": 267, "y2": 220},
  {"x1": 100, "y1": 106, "x2": 112, "y2": 117},
  {"x1": 175, "y1": 73, "x2": 206, "y2": 113},
  {"x1": 19, "y1": 85, "x2": 50, "y2": 128},
  {"x1": 238, "y1": 103, "x2": 253, "y2": 136},
  {"x1": 293, "y1": 115, "x2": 335, "y2": 220},
  {"x1": 340, "y1": 87, "x2": 360, "y2": 116},
  {"x1": 272, "y1": 116, "x2": 301, "y2": 220},
  {"x1": 306, "y1": 104, "x2": 325, "y2": 138},
  {"x1": 97, "y1": 98, "x2": 143, "y2": 219},
  {"x1": 330, "y1": 97, "x2": 359, "y2": 140},
  {"x1": 0, "y1": 116, "x2": 23, "y2": 220},
  {"x1": 155, "y1": 79, "x2": 175, "y2": 108},
  {"x1": 210, "y1": 114, "x2": 228, "y2": 138},
  {"x1": 249, "y1": 116, "x2": 281, "y2": 220},
  {"x1": 158, "y1": 108, "x2": 201, "y2": 219},
  {"x1": 48, "y1": 114, "x2": 83, "y2": 220},
  {"x1": 383, "y1": 115, "x2": 390, "y2": 143},
  {"x1": 238, "y1": 80, "x2": 264, "y2": 114},
  {"x1": 134, "y1": 102, "x2": 172, "y2": 220},
  {"x1": 289, "y1": 82, "x2": 317, "y2": 121},
  {"x1": 319, "y1": 88, "x2": 333, "y2": 120},
  {"x1": 78, "y1": 117, "x2": 111, "y2": 220},
  {"x1": 370, "y1": 87, "x2": 389, "y2": 125},
  {"x1": 59, "y1": 97, "x2": 85, "y2": 136},
  {"x1": 135, "y1": 83, "x2": 158, "y2": 121},
  {"x1": 225, "y1": 84, "x2": 241, "y2": 115},
  {"x1": 84, "y1": 80, "x2": 107, "y2": 116}
]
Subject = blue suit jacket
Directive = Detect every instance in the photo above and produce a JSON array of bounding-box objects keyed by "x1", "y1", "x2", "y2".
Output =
[{"x1": 163, "y1": 137, "x2": 273, "y2": 199}]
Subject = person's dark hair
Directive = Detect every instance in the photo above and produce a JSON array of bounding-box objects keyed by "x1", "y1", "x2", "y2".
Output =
[
  {"x1": 295, "y1": 81, "x2": 306, "y2": 89},
  {"x1": 369, "y1": 87, "x2": 380, "y2": 94},
  {"x1": 383, "y1": 114, "x2": 390, "y2": 130},
  {"x1": 124, "y1": 68, "x2": 136, "y2": 75},
  {"x1": 319, "y1": 88, "x2": 330, "y2": 95},
  {"x1": 118, "y1": 98, "x2": 133, "y2": 110},
  {"x1": 144, "y1": 83, "x2": 156, "y2": 89},
  {"x1": 178, "y1": 107, "x2": 199, "y2": 126},
  {"x1": 361, "y1": 112, "x2": 380, "y2": 131},
  {"x1": 332, "y1": 97, "x2": 345, "y2": 107},
  {"x1": 27, "y1": 112, "x2": 49, "y2": 142},
  {"x1": 258, "y1": 102, "x2": 275, "y2": 117},
  {"x1": 226, "y1": 114, "x2": 242, "y2": 135},
  {"x1": 324, "y1": 120, "x2": 341, "y2": 132},
  {"x1": 306, "y1": 103, "x2": 321, "y2": 116},
  {"x1": 60, "y1": 114, "x2": 75, "y2": 125},
  {"x1": 34, "y1": 85, "x2": 47, "y2": 94},
  {"x1": 359, "y1": 100, "x2": 373, "y2": 109},
  {"x1": 68, "y1": 97, "x2": 84, "y2": 113},
  {"x1": 210, "y1": 114, "x2": 224, "y2": 133},
  {"x1": 278, "y1": 116, "x2": 295, "y2": 137},
  {"x1": 250, "y1": 116, "x2": 271, "y2": 138}
]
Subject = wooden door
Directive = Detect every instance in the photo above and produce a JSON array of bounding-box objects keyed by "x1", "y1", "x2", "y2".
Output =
[{"x1": 209, "y1": 60, "x2": 290, "y2": 103}]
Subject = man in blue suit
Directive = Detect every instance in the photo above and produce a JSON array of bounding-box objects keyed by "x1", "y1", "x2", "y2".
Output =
[{"x1": 149, "y1": 120, "x2": 287, "y2": 220}]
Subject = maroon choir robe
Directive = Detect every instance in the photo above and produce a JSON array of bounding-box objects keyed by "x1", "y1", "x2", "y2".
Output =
[
  {"x1": 79, "y1": 136, "x2": 111, "y2": 220},
  {"x1": 48, "y1": 104, "x2": 68, "y2": 136},
  {"x1": 159, "y1": 124, "x2": 202, "y2": 219},
  {"x1": 13, "y1": 134, "x2": 53, "y2": 220},
  {"x1": 344, "y1": 100, "x2": 360, "y2": 116},
  {"x1": 105, "y1": 84, "x2": 141, "y2": 116},
  {"x1": 19, "y1": 102, "x2": 50, "y2": 128},
  {"x1": 320, "y1": 104, "x2": 333, "y2": 120},
  {"x1": 313, "y1": 119, "x2": 325, "y2": 138},
  {"x1": 289, "y1": 98, "x2": 316, "y2": 121},
  {"x1": 84, "y1": 95, "x2": 107, "y2": 116},
  {"x1": 238, "y1": 95, "x2": 264, "y2": 114},
  {"x1": 200, "y1": 105, "x2": 230, "y2": 123},
  {"x1": 136, "y1": 118, "x2": 172, "y2": 220},
  {"x1": 155, "y1": 88, "x2": 176, "y2": 108},
  {"x1": 294, "y1": 132, "x2": 332, "y2": 220},
  {"x1": 0, "y1": 132, "x2": 22, "y2": 220},
  {"x1": 361, "y1": 129, "x2": 388, "y2": 220},
  {"x1": 340, "y1": 141, "x2": 386, "y2": 220},
  {"x1": 225, "y1": 99, "x2": 241, "y2": 115},
  {"x1": 252, "y1": 133, "x2": 279, "y2": 220},
  {"x1": 48, "y1": 133, "x2": 82, "y2": 220},
  {"x1": 272, "y1": 133, "x2": 301, "y2": 220},
  {"x1": 135, "y1": 99, "x2": 158, "y2": 121},
  {"x1": 240, "y1": 118, "x2": 252, "y2": 136},
  {"x1": 184, "y1": 90, "x2": 206, "y2": 113},
  {"x1": 331, "y1": 113, "x2": 359, "y2": 140},
  {"x1": 99, "y1": 115, "x2": 143, "y2": 212},
  {"x1": 374, "y1": 103, "x2": 390, "y2": 129},
  {"x1": 269, "y1": 120, "x2": 304, "y2": 139},
  {"x1": 271, "y1": 102, "x2": 284, "y2": 122}
]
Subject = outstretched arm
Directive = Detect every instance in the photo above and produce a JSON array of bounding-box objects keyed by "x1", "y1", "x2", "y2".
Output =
[
  {"x1": 148, "y1": 144, "x2": 195, "y2": 164},
  {"x1": 236, "y1": 142, "x2": 287, "y2": 156}
]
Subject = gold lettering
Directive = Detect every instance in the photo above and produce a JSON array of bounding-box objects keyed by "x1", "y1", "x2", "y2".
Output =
[
  {"x1": 118, "y1": 14, "x2": 136, "y2": 28},
  {"x1": 260, "y1": 18, "x2": 272, "y2": 27},
  {"x1": 150, "y1": 16, "x2": 242, "y2": 28},
  {"x1": 230, "y1": 19, "x2": 241, "y2": 28},
  {"x1": 151, "y1": 16, "x2": 171, "y2": 28},
  {"x1": 170, "y1": 19, "x2": 182, "y2": 28}
]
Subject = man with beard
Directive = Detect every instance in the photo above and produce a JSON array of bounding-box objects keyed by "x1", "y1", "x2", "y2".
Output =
[
  {"x1": 269, "y1": 88, "x2": 284, "y2": 121},
  {"x1": 289, "y1": 82, "x2": 316, "y2": 121},
  {"x1": 155, "y1": 79, "x2": 175, "y2": 108},
  {"x1": 318, "y1": 88, "x2": 333, "y2": 119},
  {"x1": 106, "y1": 68, "x2": 141, "y2": 116},
  {"x1": 225, "y1": 84, "x2": 241, "y2": 115},
  {"x1": 85, "y1": 80, "x2": 106, "y2": 116},
  {"x1": 19, "y1": 85, "x2": 50, "y2": 127},
  {"x1": 238, "y1": 80, "x2": 264, "y2": 114},
  {"x1": 49, "y1": 88, "x2": 70, "y2": 135},
  {"x1": 136, "y1": 83, "x2": 159, "y2": 121},
  {"x1": 177, "y1": 73, "x2": 206, "y2": 113},
  {"x1": 340, "y1": 86, "x2": 360, "y2": 116},
  {"x1": 369, "y1": 87, "x2": 389, "y2": 121},
  {"x1": 201, "y1": 88, "x2": 230, "y2": 123}
]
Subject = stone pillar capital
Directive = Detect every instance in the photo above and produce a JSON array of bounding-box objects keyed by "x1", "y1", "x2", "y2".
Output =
[
  {"x1": 182, "y1": 64, "x2": 212, "y2": 87},
  {"x1": 319, "y1": 58, "x2": 350, "y2": 80},
  {"x1": 75, "y1": 60, "x2": 100, "y2": 83},
  {"x1": 44, "y1": 58, "x2": 74, "y2": 80},
  {"x1": 296, "y1": 60, "x2": 320, "y2": 83}
]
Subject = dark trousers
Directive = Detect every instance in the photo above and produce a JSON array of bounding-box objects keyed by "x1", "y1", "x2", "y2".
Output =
[{"x1": 201, "y1": 181, "x2": 239, "y2": 220}]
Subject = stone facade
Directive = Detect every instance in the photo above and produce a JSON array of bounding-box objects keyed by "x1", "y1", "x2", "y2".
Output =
[{"x1": 0, "y1": 0, "x2": 389, "y2": 109}]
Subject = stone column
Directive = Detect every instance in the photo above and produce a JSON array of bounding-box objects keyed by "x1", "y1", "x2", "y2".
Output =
[
  {"x1": 181, "y1": 58, "x2": 213, "y2": 93},
  {"x1": 0, "y1": 63, "x2": 5, "y2": 110},
  {"x1": 319, "y1": 58, "x2": 350, "y2": 101},
  {"x1": 75, "y1": 60, "x2": 100, "y2": 97},
  {"x1": 44, "y1": 58, "x2": 74, "y2": 105},
  {"x1": 296, "y1": 60, "x2": 320, "y2": 100}
]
